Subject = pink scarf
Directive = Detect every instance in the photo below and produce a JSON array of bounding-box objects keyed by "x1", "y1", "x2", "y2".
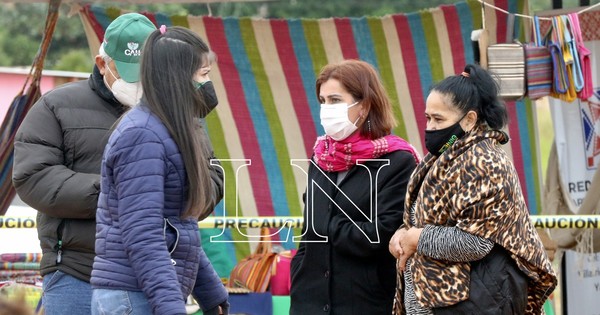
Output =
[{"x1": 313, "y1": 132, "x2": 420, "y2": 172}]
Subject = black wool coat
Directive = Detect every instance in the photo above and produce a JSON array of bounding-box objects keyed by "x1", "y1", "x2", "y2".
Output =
[{"x1": 290, "y1": 149, "x2": 417, "y2": 315}]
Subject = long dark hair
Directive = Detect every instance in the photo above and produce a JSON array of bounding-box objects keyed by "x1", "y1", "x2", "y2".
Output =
[
  {"x1": 431, "y1": 63, "x2": 508, "y2": 129},
  {"x1": 315, "y1": 59, "x2": 397, "y2": 139},
  {"x1": 140, "y1": 26, "x2": 212, "y2": 219}
]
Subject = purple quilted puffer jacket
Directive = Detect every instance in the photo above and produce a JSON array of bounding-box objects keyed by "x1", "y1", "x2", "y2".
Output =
[{"x1": 91, "y1": 104, "x2": 226, "y2": 315}]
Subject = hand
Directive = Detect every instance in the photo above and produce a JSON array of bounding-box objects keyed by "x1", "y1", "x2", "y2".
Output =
[
  {"x1": 389, "y1": 228, "x2": 404, "y2": 259},
  {"x1": 389, "y1": 227, "x2": 423, "y2": 272},
  {"x1": 202, "y1": 304, "x2": 222, "y2": 315},
  {"x1": 219, "y1": 301, "x2": 229, "y2": 315}
]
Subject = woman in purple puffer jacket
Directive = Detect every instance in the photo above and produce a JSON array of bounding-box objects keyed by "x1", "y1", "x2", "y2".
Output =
[{"x1": 91, "y1": 26, "x2": 228, "y2": 315}]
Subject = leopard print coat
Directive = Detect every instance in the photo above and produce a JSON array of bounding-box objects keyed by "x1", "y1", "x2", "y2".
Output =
[{"x1": 393, "y1": 127, "x2": 557, "y2": 315}]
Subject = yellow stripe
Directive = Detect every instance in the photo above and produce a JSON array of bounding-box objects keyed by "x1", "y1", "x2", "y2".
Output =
[
  {"x1": 188, "y1": 17, "x2": 259, "y2": 217},
  {"x1": 79, "y1": 10, "x2": 102, "y2": 59},
  {"x1": 318, "y1": 18, "x2": 344, "y2": 63},
  {"x1": 483, "y1": 1, "x2": 498, "y2": 44},
  {"x1": 251, "y1": 19, "x2": 307, "y2": 210},
  {"x1": 3, "y1": 216, "x2": 598, "y2": 230},
  {"x1": 431, "y1": 9, "x2": 455, "y2": 77},
  {"x1": 381, "y1": 15, "x2": 423, "y2": 155}
]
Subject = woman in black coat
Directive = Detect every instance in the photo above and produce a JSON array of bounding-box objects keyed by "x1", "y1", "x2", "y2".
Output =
[{"x1": 290, "y1": 59, "x2": 419, "y2": 315}]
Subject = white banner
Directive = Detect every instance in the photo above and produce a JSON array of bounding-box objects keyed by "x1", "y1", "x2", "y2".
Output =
[{"x1": 549, "y1": 37, "x2": 600, "y2": 315}]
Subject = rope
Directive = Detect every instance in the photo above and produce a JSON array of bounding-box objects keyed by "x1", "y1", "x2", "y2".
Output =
[{"x1": 477, "y1": 0, "x2": 600, "y2": 20}]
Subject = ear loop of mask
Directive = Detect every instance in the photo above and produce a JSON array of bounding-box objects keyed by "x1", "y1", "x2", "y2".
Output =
[{"x1": 105, "y1": 65, "x2": 119, "y2": 82}]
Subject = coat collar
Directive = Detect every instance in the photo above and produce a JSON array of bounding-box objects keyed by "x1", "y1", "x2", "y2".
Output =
[{"x1": 88, "y1": 65, "x2": 128, "y2": 115}]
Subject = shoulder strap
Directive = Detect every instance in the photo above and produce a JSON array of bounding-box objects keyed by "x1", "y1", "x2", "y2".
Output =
[
  {"x1": 549, "y1": 17, "x2": 569, "y2": 94},
  {"x1": 563, "y1": 15, "x2": 584, "y2": 91},
  {"x1": 254, "y1": 227, "x2": 273, "y2": 255},
  {"x1": 533, "y1": 16, "x2": 543, "y2": 47}
]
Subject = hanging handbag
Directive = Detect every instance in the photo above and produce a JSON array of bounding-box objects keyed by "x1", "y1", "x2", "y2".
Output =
[
  {"x1": 227, "y1": 228, "x2": 277, "y2": 293},
  {"x1": 487, "y1": 14, "x2": 526, "y2": 99},
  {"x1": 568, "y1": 13, "x2": 593, "y2": 100},
  {"x1": 549, "y1": 15, "x2": 577, "y2": 102},
  {"x1": 525, "y1": 16, "x2": 552, "y2": 100},
  {"x1": 269, "y1": 249, "x2": 297, "y2": 295},
  {"x1": 563, "y1": 15, "x2": 584, "y2": 92}
]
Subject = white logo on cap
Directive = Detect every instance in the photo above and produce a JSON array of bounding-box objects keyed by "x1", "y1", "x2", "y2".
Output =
[
  {"x1": 124, "y1": 42, "x2": 141, "y2": 57},
  {"x1": 127, "y1": 42, "x2": 139, "y2": 50}
]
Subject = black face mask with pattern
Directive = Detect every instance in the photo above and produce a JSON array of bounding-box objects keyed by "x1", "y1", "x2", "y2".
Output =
[
  {"x1": 196, "y1": 81, "x2": 219, "y2": 117},
  {"x1": 424, "y1": 118, "x2": 466, "y2": 156}
]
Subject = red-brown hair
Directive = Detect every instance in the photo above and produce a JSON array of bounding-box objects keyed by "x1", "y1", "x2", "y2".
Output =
[{"x1": 315, "y1": 59, "x2": 397, "y2": 139}]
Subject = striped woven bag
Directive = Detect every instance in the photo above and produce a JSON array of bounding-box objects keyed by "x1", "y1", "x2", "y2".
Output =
[
  {"x1": 227, "y1": 228, "x2": 277, "y2": 292},
  {"x1": 525, "y1": 16, "x2": 552, "y2": 100}
]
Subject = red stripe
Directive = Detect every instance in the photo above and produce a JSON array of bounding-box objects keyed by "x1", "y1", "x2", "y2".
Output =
[
  {"x1": 82, "y1": 5, "x2": 105, "y2": 41},
  {"x1": 202, "y1": 17, "x2": 275, "y2": 217},
  {"x1": 505, "y1": 101, "x2": 528, "y2": 202},
  {"x1": 494, "y1": 0, "x2": 509, "y2": 42},
  {"x1": 440, "y1": 5, "x2": 465, "y2": 74},
  {"x1": 334, "y1": 18, "x2": 360, "y2": 59},
  {"x1": 392, "y1": 15, "x2": 427, "y2": 151},
  {"x1": 270, "y1": 20, "x2": 317, "y2": 157},
  {"x1": 141, "y1": 12, "x2": 158, "y2": 27}
]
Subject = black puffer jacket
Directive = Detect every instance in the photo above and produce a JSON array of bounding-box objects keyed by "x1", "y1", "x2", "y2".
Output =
[{"x1": 12, "y1": 66, "x2": 126, "y2": 282}]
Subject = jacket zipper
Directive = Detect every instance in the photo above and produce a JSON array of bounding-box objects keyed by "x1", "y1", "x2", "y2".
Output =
[
  {"x1": 163, "y1": 218, "x2": 180, "y2": 266},
  {"x1": 55, "y1": 220, "x2": 65, "y2": 264}
]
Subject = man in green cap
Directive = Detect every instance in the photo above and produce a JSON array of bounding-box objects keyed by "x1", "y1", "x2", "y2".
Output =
[{"x1": 12, "y1": 13, "x2": 155, "y2": 315}]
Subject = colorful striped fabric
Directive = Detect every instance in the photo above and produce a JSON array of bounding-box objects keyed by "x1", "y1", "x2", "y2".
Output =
[
  {"x1": 526, "y1": 45, "x2": 553, "y2": 99},
  {"x1": 0, "y1": 270, "x2": 40, "y2": 279},
  {"x1": 0, "y1": 253, "x2": 42, "y2": 263},
  {"x1": 0, "y1": 95, "x2": 36, "y2": 216},
  {"x1": 0, "y1": 262, "x2": 39, "y2": 271},
  {"x1": 79, "y1": 0, "x2": 540, "y2": 270}
]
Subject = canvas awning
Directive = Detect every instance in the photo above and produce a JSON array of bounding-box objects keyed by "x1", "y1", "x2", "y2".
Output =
[{"x1": 0, "y1": 0, "x2": 274, "y2": 3}]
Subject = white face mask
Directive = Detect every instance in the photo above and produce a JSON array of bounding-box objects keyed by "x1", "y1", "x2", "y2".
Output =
[
  {"x1": 104, "y1": 66, "x2": 142, "y2": 107},
  {"x1": 320, "y1": 101, "x2": 360, "y2": 141}
]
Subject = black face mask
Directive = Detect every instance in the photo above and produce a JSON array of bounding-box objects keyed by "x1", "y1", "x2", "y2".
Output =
[
  {"x1": 196, "y1": 81, "x2": 219, "y2": 117},
  {"x1": 424, "y1": 119, "x2": 466, "y2": 156}
]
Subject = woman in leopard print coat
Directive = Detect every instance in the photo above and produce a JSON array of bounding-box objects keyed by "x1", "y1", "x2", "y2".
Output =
[{"x1": 389, "y1": 64, "x2": 557, "y2": 315}]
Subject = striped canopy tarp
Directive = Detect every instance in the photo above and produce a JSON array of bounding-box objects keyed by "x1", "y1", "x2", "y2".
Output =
[
  {"x1": 0, "y1": 0, "x2": 60, "y2": 215},
  {"x1": 79, "y1": 0, "x2": 537, "y2": 273}
]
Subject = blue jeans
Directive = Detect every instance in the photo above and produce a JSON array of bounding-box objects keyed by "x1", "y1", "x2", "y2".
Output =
[
  {"x1": 42, "y1": 270, "x2": 92, "y2": 315},
  {"x1": 91, "y1": 289, "x2": 153, "y2": 315}
]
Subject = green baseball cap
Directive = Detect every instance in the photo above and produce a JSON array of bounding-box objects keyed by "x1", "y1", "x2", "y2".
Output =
[{"x1": 102, "y1": 13, "x2": 156, "y2": 83}]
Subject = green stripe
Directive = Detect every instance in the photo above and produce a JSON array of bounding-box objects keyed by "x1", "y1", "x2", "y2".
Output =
[
  {"x1": 238, "y1": 18, "x2": 302, "y2": 218},
  {"x1": 367, "y1": 17, "x2": 407, "y2": 139},
  {"x1": 170, "y1": 15, "x2": 190, "y2": 28},
  {"x1": 106, "y1": 7, "x2": 121, "y2": 21},
  {"x1": 517, "y1": 0, "x2": 526, "y2": 42},
  {"x1": 302, "y1": 19, "x2": 329, "y2": 76},
  {"x1": 525, "y1": 99, "x2": 542, "y2": 214},
  {"x1": 518, "y1": 0, "x2": 542, "y2": 214},
  {"x1": 205, "y1": 112, "x2": 250, "y2": 260},
  {"x1": 467, "y1": 0, "x2": 483, "y2": 30},
  {"x1": 420, "y1": 11, "x2": 444, "y2": 83}
]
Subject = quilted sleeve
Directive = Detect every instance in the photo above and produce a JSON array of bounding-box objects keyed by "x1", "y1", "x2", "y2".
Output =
[
  {"x1": 13, "y1": 97, "x2": 100, "y2": 219},
  {"x1": 192, "y1": 248, "x2": 228, "y2": 311}
]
